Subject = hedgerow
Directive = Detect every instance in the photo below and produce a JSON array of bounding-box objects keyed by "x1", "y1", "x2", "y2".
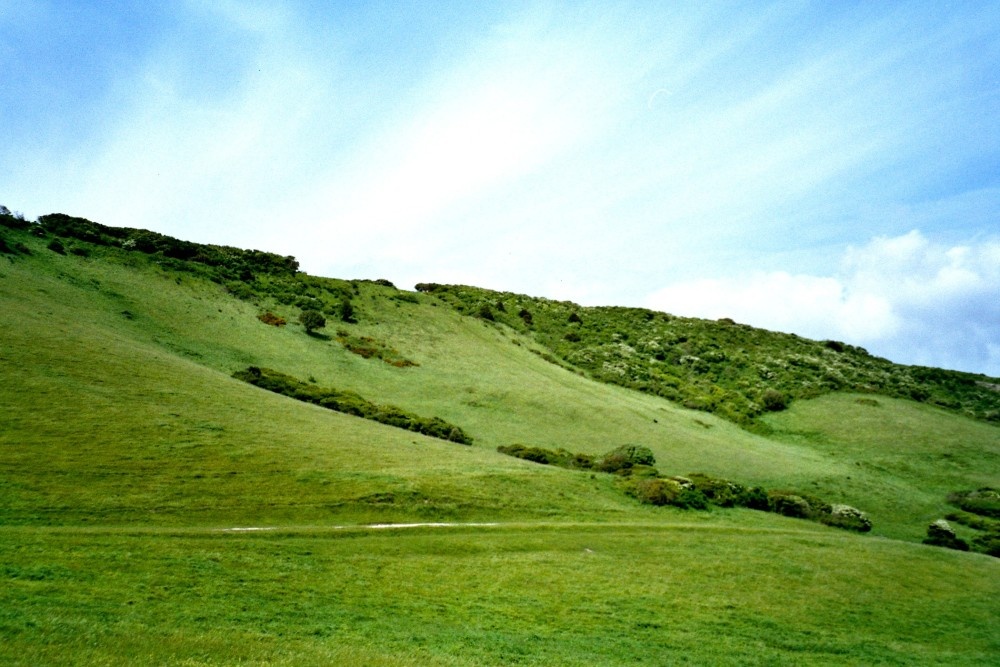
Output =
[
  {"x1": 940, "y1": 488, "x2": 1000, "y2": 557},
  {"x1": 233, "y1": 366, "x2": 471, "y2": 444},
  {"x1": 495, "y1": 444, "x2": 870, "y2": 529}
]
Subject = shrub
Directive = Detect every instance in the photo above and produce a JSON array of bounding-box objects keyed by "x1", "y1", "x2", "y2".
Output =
[
  {"x1": 626, "y1": 478, "x2": 680, "y2": 506},
  {"x1": 339, "y1": 300, "x2": 357, "y2": 323},
  {"x1": 821, "y1": 505, "x2": 872, "y2": 532},
  {"x1": 971, "y1": 533, "x2": 1000, "y2": 557},
  {"x1": 737, "y1": 486, "x2": 770, "y2": 511},
  {"x1": 47, "y1": 239, "x2": 66, "y2": 254},
  {"x1": 948, "y1": 488, "x2": 1000, "y2": 518},
  {"x1": 257, "y1": 312, "x2": 287, "y2": 327},
  {"x1": 923, "y1": 519, "x2": 969, "y2": 551},
  {"x1": 761, "y1": 389, "x2": 788, "y2": 412},
  {"x1": 687, "y1": 473, "x2": 746, "y2": 507},
  {"x1": 674, "y1": 487, "x2": 711, "y2": 510},
  {"x1": 299, "y1": 309, "x2": 326, "y2": 334},
  {"x1": 596, "y1": 444, "x2": 656, "y2": 473},
  {"x1": 768, "y1": 491, "x2": 812, "y2": 518},
  {"x1": 335, "y1": 332, "x2": 418, "y2": 367}
]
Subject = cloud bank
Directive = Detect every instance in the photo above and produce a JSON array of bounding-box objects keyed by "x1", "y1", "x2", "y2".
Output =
[{"x1": 647, "y1": 231, "x2": 1000, "y2": 376}]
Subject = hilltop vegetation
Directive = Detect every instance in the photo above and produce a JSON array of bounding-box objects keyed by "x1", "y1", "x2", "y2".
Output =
[
  {"x1": 415, "y1": 283, "x2": 1000, "y2": 428},
  {"x1": 2, "y1": 207, "x2": 999, "y2": 665}
]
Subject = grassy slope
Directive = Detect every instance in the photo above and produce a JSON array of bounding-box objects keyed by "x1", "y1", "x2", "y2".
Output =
[
  {"x1": 1, "y1": 227, "x2": 998, "y2": 664},
  {"x1": 764, "y1": 393, "x2": 1000, "y2": 540}
]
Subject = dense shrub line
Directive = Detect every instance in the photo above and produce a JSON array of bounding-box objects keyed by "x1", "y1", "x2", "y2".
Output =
[
  {"x1": 233, "y1": 366, "x2": 470, "y2": 444},
  {"x1": 927, "y1": 488, "x2": 1000, "y2": 557},
  {"x1": 34, "y1": 213, "x2": 300, "y2": 280},
  {"x1": 6, "y1": 208, "x2": 392, "y2": 332},
  {"x1": 496, "y1": 443, "x2": 871, "y2": 531},
  {"x1": 947, "y1": 487, "x2": 1000, "y2": 518}
]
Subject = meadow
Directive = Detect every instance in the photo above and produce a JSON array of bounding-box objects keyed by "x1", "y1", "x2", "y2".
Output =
[{"x1": 1, "y1": 215, "x2": 998, "y2": 664}]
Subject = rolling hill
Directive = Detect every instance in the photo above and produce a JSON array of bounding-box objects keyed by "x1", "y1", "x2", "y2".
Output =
[{"x1": 1, "y1": 210, "x2": 998, "y2": 665}]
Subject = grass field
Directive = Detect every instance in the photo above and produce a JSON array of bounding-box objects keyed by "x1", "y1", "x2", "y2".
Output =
[
  {"x1": 3, "y1": 523, "x2": 999, "y2": 666},
  {"x1": 1, "y1": 223, "x2": 998, "y2": 664}
]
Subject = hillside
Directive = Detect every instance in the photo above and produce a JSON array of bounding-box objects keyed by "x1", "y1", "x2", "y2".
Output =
[
  {"x1": 416, "y1": 283, "x2": 1000, "y2": 427},
  {"x1": 1, "y1": 210, "x2": 998, "y2": 665}
]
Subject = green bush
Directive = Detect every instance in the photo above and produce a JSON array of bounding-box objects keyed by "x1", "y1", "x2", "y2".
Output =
[
  {"x1": 923, "y1": 520, "x2": 970, "y2": 551},
  {"x1": 761, "y1": 389, "x2": 788, "y2": 412},
  {"x1": 625, "y1": 478, "x2": 679, "y2": 506},
  {"x1": 768, "y1": 491, "x2": 812, "y2": 518},
  {"x1": 738, "y1": 486, "x2": 770, "y2": 511},
  {"x1": 674, "y1": 488, "x2": 711, "y2": 510},
  {"x1": 299, "y1": 309, "x2": 326, "y2": 334},
  {"x1": 948, "y1": 488, "x2": 1000, "y2": 518},
  {"x1": 339, "y1": 300, "x2": 357, "y2": 323},
  {"x1": 821, "y1": 505, "x2": 872, "y2": 532},
  {"x1": 971, "y1": 533, "x2": 1000, "y2": 557},
  {"x1": 687, "y1": 473, "x2": 746, "y2": 507},
  {"x1": 233, "y1": 367, "x2": 472, "y2": 445},
  {"x1": 47, "y1": 239, "x2": 66, "y2": 255},
  {"x1": 596, "y1": 445, "x2": 656, "y2": 473}
]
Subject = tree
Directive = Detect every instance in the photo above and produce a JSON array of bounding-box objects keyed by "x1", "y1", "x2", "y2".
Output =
[
  {"x1": 339, "y1": 299, "x2": 356, "y2": 323},
  {"x1": 299, "y1": 309, "x2": 326, "y2": 334}
]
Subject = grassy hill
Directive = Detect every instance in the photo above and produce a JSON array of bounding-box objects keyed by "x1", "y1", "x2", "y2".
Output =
[{"x1": 1, "y1": 211, "x2": 998, "y2": 665}]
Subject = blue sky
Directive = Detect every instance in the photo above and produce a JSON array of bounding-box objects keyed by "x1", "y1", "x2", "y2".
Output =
[{"x1": 2, "y1": 1, "x2": 999, "y2": 375}]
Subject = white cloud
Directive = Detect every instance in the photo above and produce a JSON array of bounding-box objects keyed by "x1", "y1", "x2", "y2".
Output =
[
  {"x1": 645, "y1": 272, "x2": 899, "y2": 342},
  {"x1": 646, "y1": 231, "x2": 1000, "y2": 375}
]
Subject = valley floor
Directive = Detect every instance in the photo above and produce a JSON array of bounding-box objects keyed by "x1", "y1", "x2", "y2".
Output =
[{"x1": 3, "y1": 519, "x2": 999, "y2": 666}]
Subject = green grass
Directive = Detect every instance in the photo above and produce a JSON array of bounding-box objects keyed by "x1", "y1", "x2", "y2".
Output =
[
  {"x1": 2, "y1": 221, "x2": 999, "y2": 664},
  {"x1": 2, "y1": 523, "x2": 998, "y2": 666},
  {"x1": 762, "y1": 394, "x2": 1000, "y2": 540}
]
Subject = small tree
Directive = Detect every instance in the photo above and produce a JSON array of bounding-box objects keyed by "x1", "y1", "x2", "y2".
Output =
[
  {"x1": 339, "y1": 299, "x2": 356, "y2": 323},
  {"x1": 299, "y1": 309, "x2": 326, "y2": 334}
]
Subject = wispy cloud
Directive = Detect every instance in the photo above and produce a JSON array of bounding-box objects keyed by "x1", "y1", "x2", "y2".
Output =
[{"x1": 2, "y1": 1, "x2": 999, "y2": 373}]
